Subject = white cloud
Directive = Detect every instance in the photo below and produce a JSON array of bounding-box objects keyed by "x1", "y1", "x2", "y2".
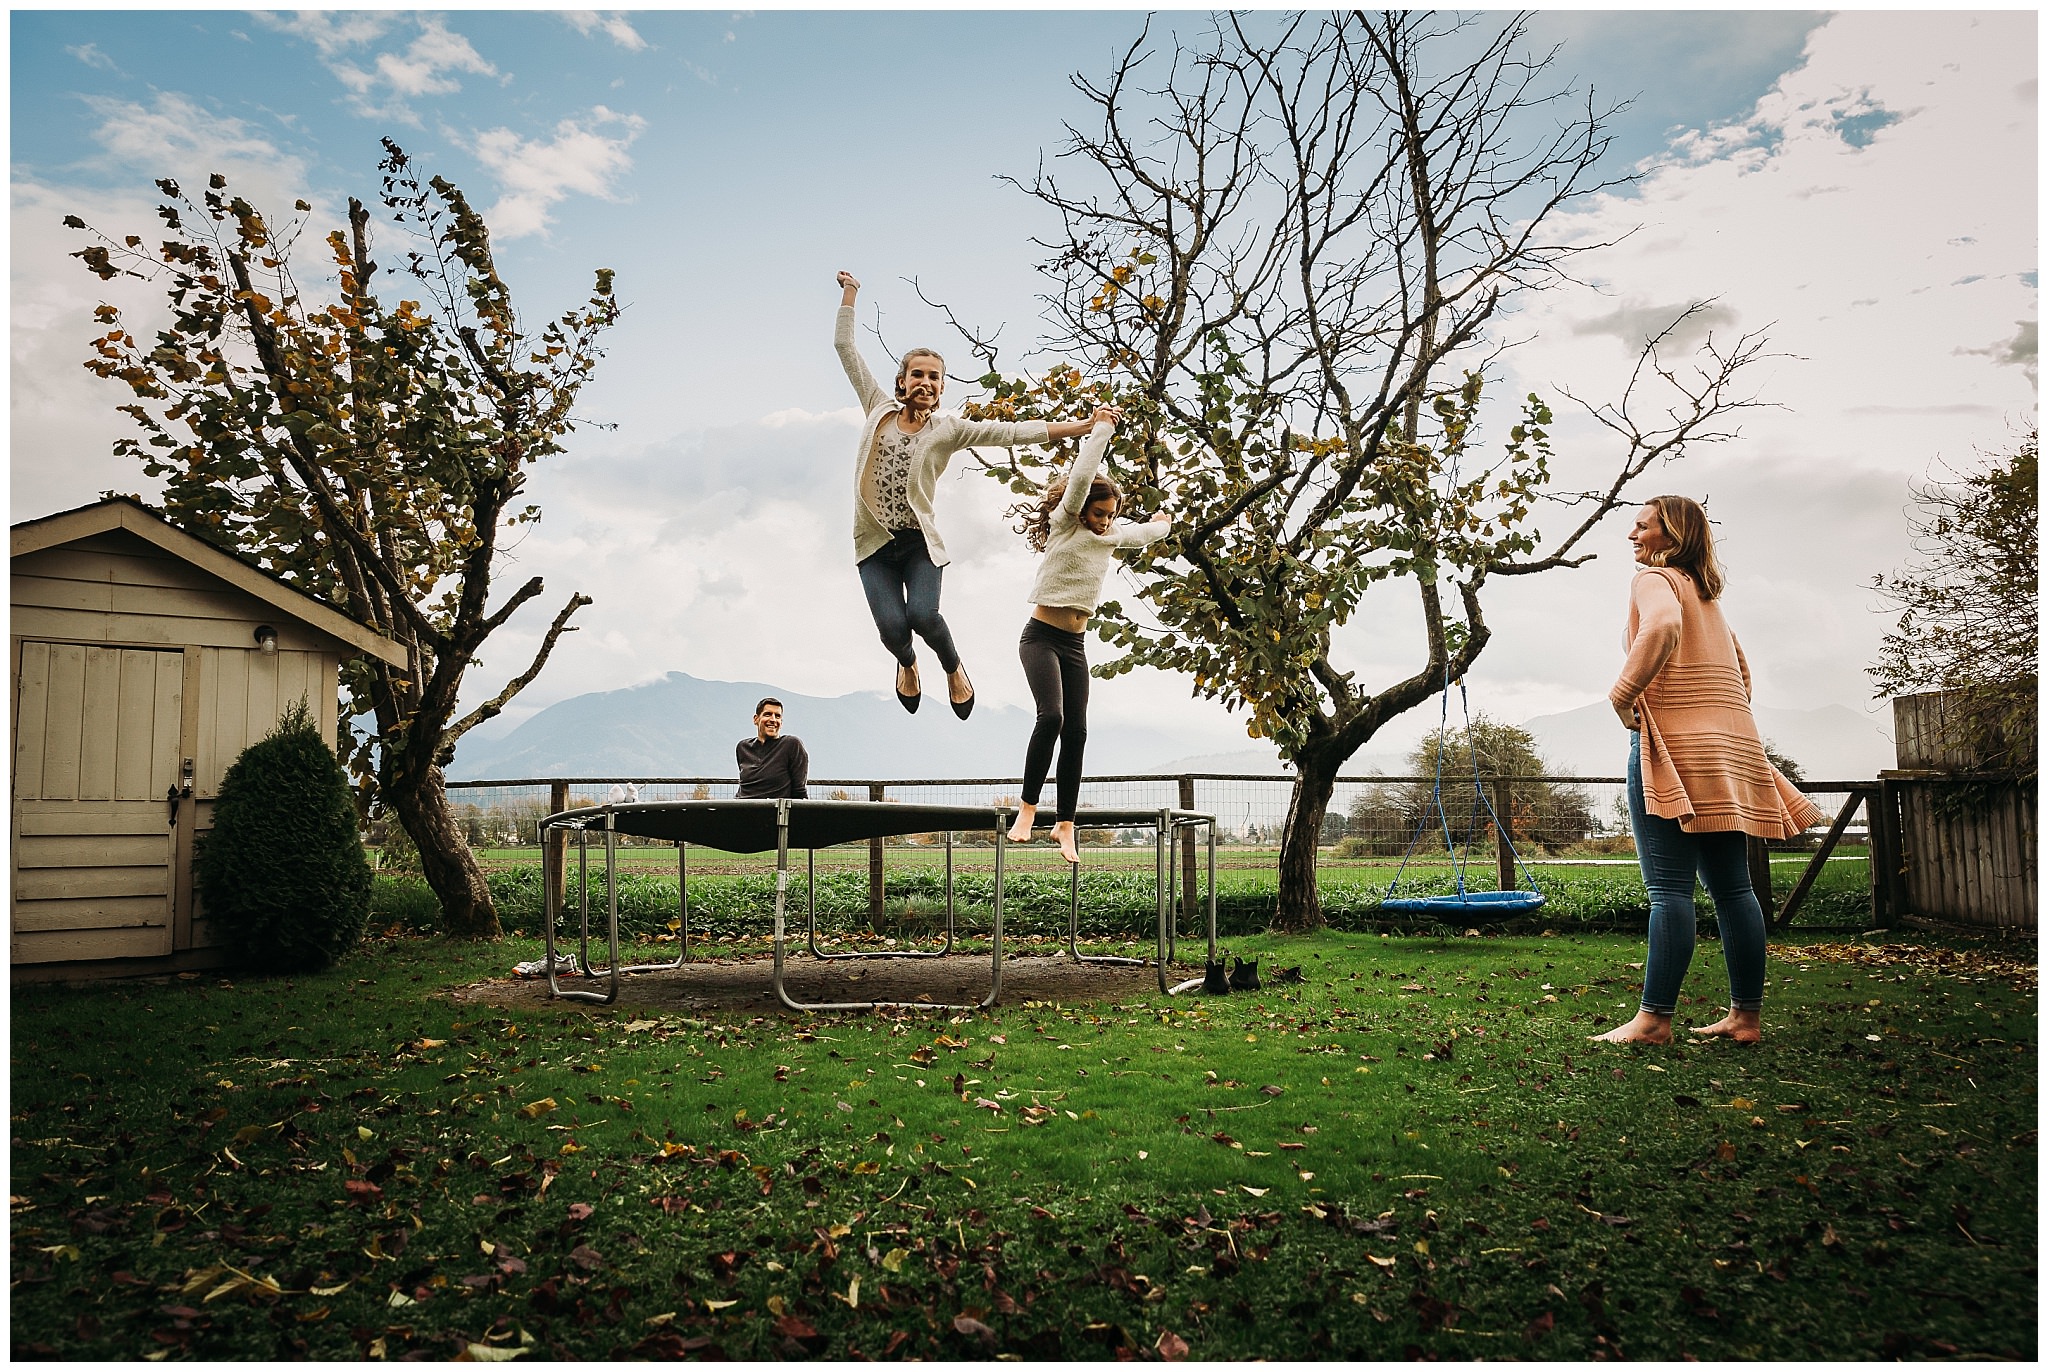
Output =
[
  {"x1": 561, "y1": 11, "x2": 651, "y2": 52},
  {"x1": 1487, "y1": 10, "x2": 2035, "y2": 719},
  {"x1": 81, "y1": 92, "x2": 311, "y2": 195},
  {"x1": 66, "y1": 42, "x2": 116, "y2": 70},
  {"x1": 256, "y1": 12, "x2": 495, "y2": 124},
  {"x1": 463, "y1": 107, "x2": 645, "y2": 239}
]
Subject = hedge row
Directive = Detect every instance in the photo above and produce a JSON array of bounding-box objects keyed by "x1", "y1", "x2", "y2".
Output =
[{"x1": 371, "y1": 862, "x2": 1875, "y2": 940}]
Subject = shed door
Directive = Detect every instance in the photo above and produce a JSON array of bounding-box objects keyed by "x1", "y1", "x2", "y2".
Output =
[{"x1": 12, "y1": 642, "x2": 184, "y2": 963}]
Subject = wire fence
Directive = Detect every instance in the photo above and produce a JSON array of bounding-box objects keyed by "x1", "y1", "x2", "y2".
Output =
[{"x1": 434, "y1": 773, "x2": 1877, "y2": 905}]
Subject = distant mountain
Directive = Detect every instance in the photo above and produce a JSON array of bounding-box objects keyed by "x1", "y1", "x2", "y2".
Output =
[
  {"x1": 1518, "y1": 700, "x2": 1896, "y2": 782},
  {"x1": 449, "y1": 672, "x2": 1223, "y2": 782}
]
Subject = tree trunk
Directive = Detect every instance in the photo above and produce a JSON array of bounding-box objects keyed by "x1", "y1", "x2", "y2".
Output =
[
  {"x1": 390, "y1": 765, "x2": 500, "y2": 939},
  {"x1": 1275, "y1": 746, "x2": 1345, "y2": 932}
]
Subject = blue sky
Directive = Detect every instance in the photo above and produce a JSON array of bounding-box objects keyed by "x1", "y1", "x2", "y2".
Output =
[{"x1": 11, "y1": 10, "x2": 2037, "y2": 772}]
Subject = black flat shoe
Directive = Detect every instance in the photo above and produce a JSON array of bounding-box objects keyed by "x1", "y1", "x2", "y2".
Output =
[
  {"x1": 895, "y1": 666, "x2": 920, "y2": 714},
  {"x1": 949, "y1": 670, "x2": 975, "y2": 720}
]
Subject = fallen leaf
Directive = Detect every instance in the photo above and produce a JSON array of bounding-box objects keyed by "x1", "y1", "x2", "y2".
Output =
[
  {"x1": 1156, "y1": 1329, "x2": 1190, "y2": 1360},
  {"x1": 517, "y1": 1098, "x2": 558, "y2": 1120},
  {"x1": 1240, "y1": 1186, "x2": 1268, "y2": 1197}
]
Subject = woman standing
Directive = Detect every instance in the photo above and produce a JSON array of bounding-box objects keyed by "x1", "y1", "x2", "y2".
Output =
[
  {"x1": 1594, "y1": 496, "x2": 1823, "y2": 1045},
  {"x1": 1004, "y1": 412, "x2": 1171, "y2": 862},
  {"x1": 835, "y1": 272, "x2": 1108, "y2": 717}
]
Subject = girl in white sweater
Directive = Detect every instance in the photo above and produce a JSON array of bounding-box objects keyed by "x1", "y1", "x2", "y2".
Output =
[{"x1": 1004, "y1": 414, "x2": 1171, "y2": 861}]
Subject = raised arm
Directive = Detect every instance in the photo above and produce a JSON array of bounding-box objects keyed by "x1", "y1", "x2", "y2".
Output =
[
  {"x1": 1058, "y1": 418, "x2": 1117, "y2": 518},
  {"x1": 1111, "y1": 512, "x2": 1173, "y2": 550},
  {"x1": 833, "y1": 271, "x2": 886, "y2": 411}
]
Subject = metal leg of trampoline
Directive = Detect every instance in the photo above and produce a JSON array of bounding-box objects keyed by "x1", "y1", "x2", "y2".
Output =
[
  {"x1": 807, "y1": 830, "x2": 955, "y2": 961},
  {"x1": 1164, "y1": 812, "x2": 1211, "y2": 996},
  {"x1": 551, "y1": 818, "x2": 620, "y2": 1005},
  {"x1": 609, "y1": 835, "x2": 691, "y2": 975},
  {"x1": 1068, "y1": 827, "x2": 1147, "y2": 967},
  {"x1": 1207, "y1": 819, "x2": 1219, "y2": 965},
  {"x1": 777, "y1": 804, "x2": 1000, "y2": 1014}
]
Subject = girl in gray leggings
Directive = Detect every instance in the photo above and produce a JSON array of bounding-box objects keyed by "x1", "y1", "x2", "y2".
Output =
[{"x1": 1004, "y1": 412, "x2": 1171, "y2": 862}]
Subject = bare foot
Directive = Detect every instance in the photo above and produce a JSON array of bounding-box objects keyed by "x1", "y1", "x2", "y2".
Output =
[
  {"x1": 1690, "y1": 1010, "x2": 1762, "y2": 1044},
  {"x1": 1052, "y1": 821, "x2": 1079, "y2": 864},
  {"x1": 1590, "y1": 1011, "x2": 1673, "y2": 1045},
  {"x1": 947, "y1": 665, "x2": 973, "y2": 705},
  {"x1": 1006, "y1": 802, "x2": 1036, "y2": 845}
]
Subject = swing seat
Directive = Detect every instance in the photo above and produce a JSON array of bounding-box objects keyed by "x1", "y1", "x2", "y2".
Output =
[{"x1": 1378, "y1": 888, "x2": 1546, "y2": 915}]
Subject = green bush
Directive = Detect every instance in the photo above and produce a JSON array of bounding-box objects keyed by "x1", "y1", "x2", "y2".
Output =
[{"x1": 198, "y1": 697, "x2": 371, "y2": 972}]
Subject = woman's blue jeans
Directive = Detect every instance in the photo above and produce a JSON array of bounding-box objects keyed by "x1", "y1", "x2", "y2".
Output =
[
  {"x1": 857, "y1": 528, "x2": 961, "y2": 672},
  {"x1": 1626, "y1": 733, "x2": 1767, "y2": 1015}
]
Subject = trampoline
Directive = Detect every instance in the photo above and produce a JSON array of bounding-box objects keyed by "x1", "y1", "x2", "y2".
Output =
[{"x1": 535, "y1": 798, "x2": 1218, "y2": 1012}]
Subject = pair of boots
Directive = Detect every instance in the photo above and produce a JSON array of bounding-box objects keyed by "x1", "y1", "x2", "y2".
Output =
[{"x1": 1202, "y1": 956, "x2": 1259, "y2": 994}]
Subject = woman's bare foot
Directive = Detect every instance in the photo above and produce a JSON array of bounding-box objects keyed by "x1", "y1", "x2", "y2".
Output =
[
  {"x1": 1006, "y1": 802, "x2": 1036, "y2": 845},
  {"x1": 1690, "y1": 1009, "x2": 1762, "y2": 1044},
  {"x1": 1590, "y1": 1010, "x2": 1674, "y2": 1044},
  {"x1": 1051, "y1": 820, "x2": 1079, "y2": 864}
]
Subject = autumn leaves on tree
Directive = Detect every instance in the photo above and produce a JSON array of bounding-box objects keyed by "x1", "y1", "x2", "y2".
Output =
[{"x1": 68, "y1": 141, "x2": 615, "y2": 938}]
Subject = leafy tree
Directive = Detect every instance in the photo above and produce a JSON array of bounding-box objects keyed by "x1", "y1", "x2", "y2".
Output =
[
  {"x1": 963, "y1": 12, "x2": 1767, "y2": 928},
  {"x1": 68, "y1": 142, "x2": 613, "y2": 937},
  {"x1": 1869, "y1": 430, "x2": 2037, "y2": 775},
  {"x1": 1394, "y1": 715, "x2": 1595, "y2": 855},
  {"x1": 198, "y1": 698, "x2": 371, "y2": 972}
]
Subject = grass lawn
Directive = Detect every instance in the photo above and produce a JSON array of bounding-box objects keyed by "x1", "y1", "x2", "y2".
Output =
[{"x1": 11, "y1": 928, "x2": 2033, "y2": 1360}]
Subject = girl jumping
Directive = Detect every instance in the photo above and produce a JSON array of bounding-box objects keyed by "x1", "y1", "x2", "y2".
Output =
[
  {"x1": 835, "y1": 271, "x2": 1108, "y2": 717},
  {"x1": 1004, "y1": 411, "x2": 1171, "y2": 862}
]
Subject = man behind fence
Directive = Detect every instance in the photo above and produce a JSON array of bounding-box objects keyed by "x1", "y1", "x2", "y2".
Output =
[{"x1": 735, "y1": 697, "x2": 809, "y2": 800}]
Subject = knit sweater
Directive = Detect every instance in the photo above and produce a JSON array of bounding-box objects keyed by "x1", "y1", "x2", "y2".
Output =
[
  {"x1": 836, "y1": 306, "x2": 1051, "y2": 566},
  {"x1": 1027, "y1": 422, "x2": 1172, "y2": 611},
  {"x1": 1609, "y1": 566, "x2": 1823, "y2": 838},
  {"x1": 735, "y1": 734, "x2": 809, "y2": 800}
]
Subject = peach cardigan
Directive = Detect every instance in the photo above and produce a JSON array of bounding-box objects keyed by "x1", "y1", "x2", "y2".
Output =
[{"x1": 1609, "y1": 566, "x2": 1824, "y2": 839}]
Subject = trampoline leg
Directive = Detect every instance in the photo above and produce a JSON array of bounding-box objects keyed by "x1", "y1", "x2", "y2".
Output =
[
  {"x1": 773, "y1": 801, "x2": 801, "y2": 1011},
  {"x1": 1066, "y1": 857, "x2": 1082, "y2": 961},
  {"x1": 941, "y1": 830, "x2": 956, "y2": 955},
  {"x1": 805, "y1": 846, "x2": 825, "y2": 958},
  {"x1": 542, "y1": 821, "x2": 563, "y2": 997},
  {"x1": 1156, "y1": 810, "x2": 1170, "y2": 993},
  {"x1": 981, "y1": 819, "x2": 1005, "y2": 1008},
  {"x1": 576, "y1": 831, "x2": 591, "y2": 975},
  {"x1": 678, "y1": 842, "x2": 689, "y2": 962},
  {"x1": 1207, "y1": 819, "x2": 1219, "y2": 965}
]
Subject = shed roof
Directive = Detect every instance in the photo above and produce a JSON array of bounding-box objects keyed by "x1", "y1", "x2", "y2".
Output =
[{"x1": 11, "y1": 497, "x2": 408, "y2": 667}]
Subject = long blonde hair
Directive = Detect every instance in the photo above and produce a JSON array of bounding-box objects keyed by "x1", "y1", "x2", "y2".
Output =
[
  {"x1": 1643, "y1": 495, "x2": 1724, "y2": 601},
  {"x1": 1009, "y1": 470, "x2": 1122, "y2": 553}
]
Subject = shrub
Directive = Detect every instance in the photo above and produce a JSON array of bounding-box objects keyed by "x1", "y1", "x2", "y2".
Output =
[{"x1": 198, "y1": 697, "x2": 371, "y2": 972}]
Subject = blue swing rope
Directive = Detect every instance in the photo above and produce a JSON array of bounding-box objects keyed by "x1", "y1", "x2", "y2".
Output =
[{"x1": 1381, "y1": 660, "x2": 1546, "y2": 911}]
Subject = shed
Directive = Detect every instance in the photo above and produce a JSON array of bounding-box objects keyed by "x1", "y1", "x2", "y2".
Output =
[{"x1": 11, "y1": 498, "x2": 405, "y2": 979}]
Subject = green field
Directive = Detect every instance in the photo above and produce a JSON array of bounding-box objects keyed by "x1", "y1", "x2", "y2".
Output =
[
  {"x1": 372, "y1": 845, "x2": 1879, "y2": 945},
  {"x1": 10, "y1": 928, "x2": 2033, "y2": 1359}
]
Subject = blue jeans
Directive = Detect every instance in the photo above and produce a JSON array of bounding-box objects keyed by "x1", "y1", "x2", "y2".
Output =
[
  {"x1": 857, "y1": 528, "x2": 960, "y2": 672},
  {"x1": 1627, "y1": 733, "x2": 1767, "y2": 1015}
]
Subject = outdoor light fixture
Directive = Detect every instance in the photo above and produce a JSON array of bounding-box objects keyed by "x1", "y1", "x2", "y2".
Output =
[{"x1": 254, "y1": 625, "x2": 279, "y2": 655}]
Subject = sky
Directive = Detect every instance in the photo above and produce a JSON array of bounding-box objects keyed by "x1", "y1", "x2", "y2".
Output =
[{"x1": 10, "y1": 9, "x2": 2038, "y2": 772}]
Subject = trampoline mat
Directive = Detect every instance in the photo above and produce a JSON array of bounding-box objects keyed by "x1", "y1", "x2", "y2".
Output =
[{"x1": 542, "y1": 799, "x2": 1208, "y2": 854}]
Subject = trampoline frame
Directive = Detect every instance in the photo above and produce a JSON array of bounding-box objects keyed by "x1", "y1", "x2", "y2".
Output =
[{"x1": 533, "y1": 799, "x2": 1219, "y2": 1010}]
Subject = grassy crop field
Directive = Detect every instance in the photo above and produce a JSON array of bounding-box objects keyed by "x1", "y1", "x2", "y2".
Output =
[{"x1": 11, "y1": 926, "x2": 2033, "y2": 1360}]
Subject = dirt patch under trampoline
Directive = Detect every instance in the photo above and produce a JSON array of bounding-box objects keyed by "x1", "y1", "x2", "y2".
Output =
[{"x1": 446, "y1": 952, "x2": 1186, "y2": 1016}]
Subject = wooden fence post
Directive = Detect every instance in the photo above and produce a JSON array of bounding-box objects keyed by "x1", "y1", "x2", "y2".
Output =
[
  {"x1": 1745, "y1": 835, "x2": 1774, "y2": 921},
  {"x1": 1178, "y1": 775, "x2": 1198, "y2": 928},
  {"x1": 548, "y1": 778, "x2": 569, "y2": 921},
  {"x1": 1491, "y1": 777, "x2": 1515, "y2": 892},
  {"x1": 869, "y1": 782, "x2": 886, "y2": 921},
  {"x1": 1873, "y1": 778, "x2": 1908, "y2": 927}
]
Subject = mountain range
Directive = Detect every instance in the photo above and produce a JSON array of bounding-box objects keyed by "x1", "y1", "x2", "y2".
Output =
[{"x1": 452, "y1": 672, "x2": 1898, "y2": 783}]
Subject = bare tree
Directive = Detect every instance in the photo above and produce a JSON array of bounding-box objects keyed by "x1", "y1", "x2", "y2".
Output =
[{"x1": 968, "y1": 11, "x2": 1769, "y2": 929}]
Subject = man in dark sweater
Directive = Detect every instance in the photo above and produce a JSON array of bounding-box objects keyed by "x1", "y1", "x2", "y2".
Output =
[{"x1": 735, "y1": 697, "x2": 809, "y2": 799}]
